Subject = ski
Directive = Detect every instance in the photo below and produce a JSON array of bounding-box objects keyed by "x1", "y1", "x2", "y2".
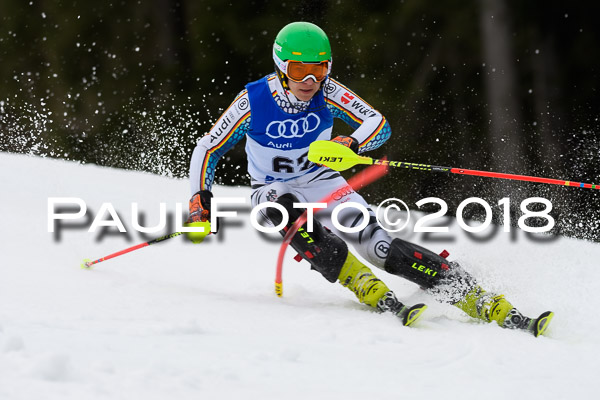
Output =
[
  {"x1": 504, "y1": 309, "x2": 554, "y2": 337},
  {"x1": 530, "y1": 311, "x2": 554, "y2": 337},
  {"x1": 398, "y1": 303, "x2": 428, "y2": 327},
  {"x1": 376, "y1": 291, "x2": 428, "y2": 327}
]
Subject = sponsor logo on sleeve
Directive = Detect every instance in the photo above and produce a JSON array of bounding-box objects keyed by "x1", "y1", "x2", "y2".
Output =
[
  {"x1": 210, "y1": 115, "x2": 232, "y2": 143},
  {"x1": 341, "y1": 92, "x2": 354, "y2": 105},
  {"x1": 237, "y1": 97, "x2": 249, "y2": 111},
  {"x1": 324, "y1": 82, "x2": 337, "y2": 95},
  {"x1": 350, "y1": 100, "x2": 377, "y2": 118}
]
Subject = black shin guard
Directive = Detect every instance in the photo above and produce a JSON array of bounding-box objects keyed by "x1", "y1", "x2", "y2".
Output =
[
  {"x1": 383, "y1": 238, "x2": 476, "y2": 303},
  {"x1": 265, "y1": 194, "x2": 348, "y2": 283}
]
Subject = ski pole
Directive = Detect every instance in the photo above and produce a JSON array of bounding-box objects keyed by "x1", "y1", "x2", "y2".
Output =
[
  {"x1": 81, "y1": 231, "x2": 184, "y2": 269},
  {"x1": 307, "y1": 140, "x2": 600, "y2": 189}
]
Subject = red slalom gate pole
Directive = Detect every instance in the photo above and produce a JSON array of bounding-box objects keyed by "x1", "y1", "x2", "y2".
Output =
[
  {"x1": 81, "y1": 231, "x2": 184, "y2": 269},
  {"x1": 275, "y1": 162, "x2": 389, "y2": 297}
]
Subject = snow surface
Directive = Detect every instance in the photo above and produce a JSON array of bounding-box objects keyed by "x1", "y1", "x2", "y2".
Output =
[{"x1": 1, "y1": 152, "x2": 599, "y2": 399}]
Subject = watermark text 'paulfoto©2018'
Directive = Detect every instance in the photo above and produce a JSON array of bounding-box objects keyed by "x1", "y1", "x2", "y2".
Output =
[{"x1": 47, "y1": 196, "x2": 555, "y2": 235}]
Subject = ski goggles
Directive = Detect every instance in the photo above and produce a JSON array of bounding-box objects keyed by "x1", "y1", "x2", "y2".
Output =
[{"x1": 274, "y1": 51, "x2": 332, "y2": 83}]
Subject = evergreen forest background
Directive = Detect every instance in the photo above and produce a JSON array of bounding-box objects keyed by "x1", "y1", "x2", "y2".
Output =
[{"x1": 1, "y1": 0, "x2": 599, "y2": 240}]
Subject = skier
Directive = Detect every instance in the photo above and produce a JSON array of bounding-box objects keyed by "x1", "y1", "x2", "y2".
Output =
[{"x1": 186, "y1": 21, "x2": 553, "y2": 336}]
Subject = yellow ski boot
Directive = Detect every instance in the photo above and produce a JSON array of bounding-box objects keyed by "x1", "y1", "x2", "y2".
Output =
[
  {"x1": 338, "y1": 251, "x2": 427, "y2": 327},
  {"x1": 455, "y1": 286, "x2": 553, "y2": 337}
]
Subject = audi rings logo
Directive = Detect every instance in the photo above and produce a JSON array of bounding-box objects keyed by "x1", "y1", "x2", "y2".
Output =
[
  {"x1": 332, "y1": 186, "x2": 354, "y2": 201},
  {"x1": 265, "y1": 113, "x2": 321, "y2": 139}
]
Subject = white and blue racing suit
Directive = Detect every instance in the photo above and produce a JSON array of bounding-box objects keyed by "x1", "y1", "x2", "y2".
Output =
[{"x1": 189, "y1": 73, "x2": 394, "y2": 268}]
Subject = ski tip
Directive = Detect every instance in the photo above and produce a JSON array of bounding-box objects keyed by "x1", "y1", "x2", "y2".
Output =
[
  {"x1": 403, "y1": 303, "x2": 427, "y2": 327},
  {"x1": 533, "y1": 311, "x2": 554, "y2": 337},
  {"x1": 275, "y1": 282, "x2": 283, "y2": 297},
  {"x1": 81, "y1": 258, "x2": 93, "y2": 269}
]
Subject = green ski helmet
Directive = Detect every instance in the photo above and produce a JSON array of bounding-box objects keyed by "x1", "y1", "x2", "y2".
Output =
[{"x1": 273, "y1": 22, "x2": 332, "y2": 87}]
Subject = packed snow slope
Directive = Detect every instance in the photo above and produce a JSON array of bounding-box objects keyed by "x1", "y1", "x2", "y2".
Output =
[{"x1": 1, "y1": 152, "x2": 599, "y2": 400}]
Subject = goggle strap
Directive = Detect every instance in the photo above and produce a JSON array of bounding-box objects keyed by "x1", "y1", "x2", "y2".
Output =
[{"x1": 273, "y1": 50, "x2": 288, "y2": 74}]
